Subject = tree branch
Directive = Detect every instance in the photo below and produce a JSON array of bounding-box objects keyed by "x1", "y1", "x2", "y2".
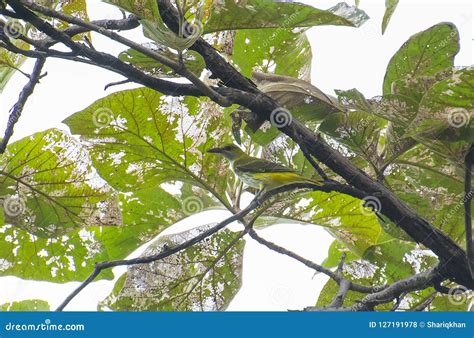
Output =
[
  {"x1": 17, "y1": 0, "x2": 231, "y2": 106},
  {"x1": 0, "y1": 57, "x2": 45, "y2": 152},
  {"x1": 329, "y1": 254, "x2": 350, "y2": 308},
  {"x1": 350, "y1": 267, "x2": 440, "y2": 311},
  {"x1": 247, "y1": 229, "x2": 383, "y2": 294}
]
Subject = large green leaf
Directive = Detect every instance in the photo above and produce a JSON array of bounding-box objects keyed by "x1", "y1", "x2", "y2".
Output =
[
  {"x1": 382, "y1": 23, "x2": 459, "y2": 96},
  {"x1": 0, "y1": 129, "x2": 120, "y2": 237},
  {"x1": 317, "y1": 234, "x2": 437, "y2": 309},
  {"x1": 386, "y1": 145, "x2": 466, "y2": 242},
  {"x1": 232, "y1": 27, "x2": 312, "y2": 79},
  {"x1": 364, "y1": 232, "x2": 438, "y2": 282},
  {"x1": 204, "y1": 0, "x2": 369, "y2": 33},
  {"x1": 0, "y1": 223, "x2": 113, "y2": 281},
  {"x1": 100, "y1": 225, "x2": 244, "y2": 311},
  {"x1": 0, "y1": 182, "x2": 202, "y2": 282},
  {"x1": 320, "y1": 110, "x2": 385, "y2": 172},
  {"x1": 262, "y1": 191, "x2": 382, "y2": 256},
  {"x1": 316, "y1": 258, "x2": 392, "y2": 309},
  {"x1": 63, "y1": 87, "x2": 235, "y2": 208},
  {"x1": 409, "y1": 66, "x2": 473, "y2": 143},
  {"x1": 104, "y1": 0, "x2": 368, "y2": 33}
]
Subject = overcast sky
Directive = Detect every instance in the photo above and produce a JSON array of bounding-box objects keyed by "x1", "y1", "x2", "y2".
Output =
[{"x1": 0, "y1": 0, "x2": 472, "y2": 311}]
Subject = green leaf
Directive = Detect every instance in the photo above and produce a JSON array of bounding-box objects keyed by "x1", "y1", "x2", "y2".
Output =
[
  {"x1": 364, "y1": 232, "x2": 438, "y2": 282},
  {"x1": 431, "y1": 292, "x2": 472, "y2": 311},
  {"x1": 316, "y1": 262, "x2": 391, "y2": 310},
  {"x1": 0, "y1": 129, "x2": 120, "y2": 237},
  {"x1": 386, "y1": 145, "x2": 466, "y2": 242},
  {"x1": 100, "y1": 226, "x2": 244, "y2": 311},
  {"x1": 335, "y1": 88, "x2": 372, "y2": 112},
  {"x1": 232, "y1": 27, "x2": 312, "y2": 79},
  {"x1": 317, "y1": 234, "x2": 437, "y2": 309},
  {"x1": 319, "y1": 110, "x2": 385, "y2": 170},
  {"x1": 322, "y1": 240, "x2": 359, "y2": 268},
  {"x1": 119, "y1": 44, "x2": 205, "y2": 78},
  {"x1": 63, "y1": 87, "x2": 235, "y2": 208},
  {"x1": 1, "y1": 299, "x2": 50, "y2": 311},
  {"x1": 0, "y1": 224, "x2": 113, "y2": 282},
  {"x1": 262, "y1": 191, "x2": 382, "y2": 256},
  {"x1": 382, "y1": 0, "x2": 399, "y2": 34},
  {"x1": 204, "y1": 0, "x2": 369, "y2": 33},
  {"x1": 409, "y1": 66, "x2": 474, "y2": 143},
  {"x1": 103, "y1": 0, "x2": 159, "y2": 21},
  {"x1": 383, "y1": 23, "x2": 459, "y2": 96}
]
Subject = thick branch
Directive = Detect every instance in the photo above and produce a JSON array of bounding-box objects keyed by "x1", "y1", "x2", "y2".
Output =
[{"x1": 351, "y1": 267, "x2": 439, "y2": 311}]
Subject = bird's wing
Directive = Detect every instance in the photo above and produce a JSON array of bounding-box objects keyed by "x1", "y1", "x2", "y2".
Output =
[{"x1": 234, "y1": 157, "x2": 294, "y2": 173}]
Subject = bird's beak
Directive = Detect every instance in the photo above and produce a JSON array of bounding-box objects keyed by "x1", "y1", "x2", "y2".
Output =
[{"x1": 207, "y1": 147, "x2": 223, "y2": 154}]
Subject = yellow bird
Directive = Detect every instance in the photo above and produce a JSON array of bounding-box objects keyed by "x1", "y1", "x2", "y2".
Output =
[{"x1": 207, "y1": 144, "x2": 324, "y2": 196}]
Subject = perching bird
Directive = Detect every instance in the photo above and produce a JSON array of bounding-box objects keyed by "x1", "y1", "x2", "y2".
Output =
[{"x1": 207, "y1": 144, "x2": 324, "y2": 196}]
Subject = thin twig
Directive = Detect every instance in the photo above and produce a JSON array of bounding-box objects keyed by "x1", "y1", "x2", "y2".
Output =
[
  {"x1": 412, "y1": 292, "x2": 436, "y2": 311},
  {"x1": 300, "y1": 142, "x2": 329, "y2": 180},
  {"x1": 247, "y1": 229, "x2": 383, "y2": 294},
  {"x1": 104, "y1": 79, "x2": 131, "y2": 91},
  {"x1": 0, "y1": 57, "x2": 46, "y2": 152}
]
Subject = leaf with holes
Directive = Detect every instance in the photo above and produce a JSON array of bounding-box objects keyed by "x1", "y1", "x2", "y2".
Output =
[
  {"x1": 261, "y1": 191, "x2": 382, "y2": 256},
  {"x1": 99, "y1": 225, "x2": 244, "y2": 311},
  {"x1": 0, "y1": 129, "x2": 120, "y2": 237},
  {"x1": 232, "y1": 27, "x2": 312, "y2": 80},
  {"x1": 63, "y1": 87, "x2": 236, "y2": 210},
  {"x1": 408, "y1": 66, "x2": 473, "y2": 143},
  {"x1": 204, "y1": 0, "x2": 368, "y2": 33},
  {"x1": 382, "y1": 23, "x2": 459, "y2": 96}
]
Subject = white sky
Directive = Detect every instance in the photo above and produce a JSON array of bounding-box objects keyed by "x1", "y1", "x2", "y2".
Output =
[{"x1": 0, "y1": 0, "x2": 472, "y2": 311}]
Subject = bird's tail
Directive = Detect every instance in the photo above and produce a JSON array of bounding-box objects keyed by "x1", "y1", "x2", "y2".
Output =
[{"x1": 271, "y1": 172, "x2": 324, "y2": 189}]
